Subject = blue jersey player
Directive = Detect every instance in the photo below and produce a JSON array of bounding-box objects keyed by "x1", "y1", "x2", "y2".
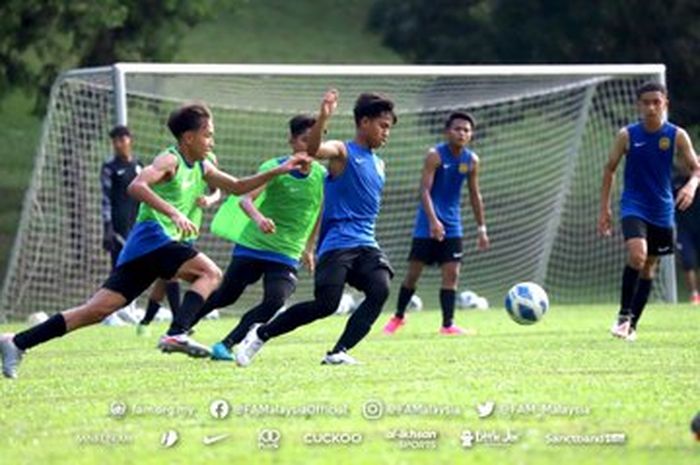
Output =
[
  {"x1": 598, "y1": 82, "x2": 700, "y2": 341},
  {"x1": 236, "y1": 90, "x2": 397, "y2": 366},
  {"x1": 384, "y1": 112, "x2": 489, "y2": 336}
]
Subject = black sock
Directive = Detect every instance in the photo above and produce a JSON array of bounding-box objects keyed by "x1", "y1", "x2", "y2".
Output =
[
  {"x1": 140, "y1": 299, "x2": 160, "y2": 325},
  {"x1": 440, "y1": 289, "x2": 456, "y2": 328},
  {"x1": 13, "y1": 313, "x2": 67, "y2": 351},
  {"x1": 619, "y1": 265, "x2": 640, "y2": 319},
  {"x1": 167, "y1": 291, "x2": 204, "y2": 336},
  {"x1": 630, "y1": 278, "x2": 652, "y2": 329},
  {"x1": 395, "y1": 286, "x2": 414, "y2": 319},
  {"x1": 166, "y1": 282, "x2": 181, "y2": 314}
]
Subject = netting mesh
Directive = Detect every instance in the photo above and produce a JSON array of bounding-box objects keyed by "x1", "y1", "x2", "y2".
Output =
[{"x1": 1, "y1": 67, "x2": 667, "y2": 320}]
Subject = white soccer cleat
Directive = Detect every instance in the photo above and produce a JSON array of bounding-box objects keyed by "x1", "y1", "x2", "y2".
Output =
[
  {"x1": 610, "y1": 319, "x2": 631, "y2": 339},
  {"x1": 321, "y1": 351, "x2": 359, "y2": 365},
  {"x1": 0, "y1": 333, "x2": 24, "y2": 379},
  {"x1": 236, "y1": 324, "x2": 264, "y2": 367}
]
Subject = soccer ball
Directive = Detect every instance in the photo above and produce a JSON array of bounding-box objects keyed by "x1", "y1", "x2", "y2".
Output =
[
  {"x1": 458, "y1": 290, "x2": 479, "y2": 309},
  {"x1": 504, "y1": 282, "x2": 549, "y2": 325},
  {"x1": 458, "y1": 290, "x2": 489, "y2": 310},
  {"x1": 407, "y1": 294, "x2": 423, "y2": 311},
  {"x1": 26, "y1": 311, "x2": 49, "y2": 325}
]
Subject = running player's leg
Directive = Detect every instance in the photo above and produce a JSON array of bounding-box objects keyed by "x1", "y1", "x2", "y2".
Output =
[
  {"x1": 220, "y1": 265, "x2": 297, "y2": 349},
  {"x1": 165, "y1": 252, "x2": 222, "y2": 337},
  {"x1": 612, "y1": 217, "x2": 647, "y2": 337},
  {"x1": 141, "y1": 279, "x2": 168, "y2": 326},
  {"x1": 187, "y1": 258, "x2": 262, "y2": 331},
  {"x1": 439, "y1": 260, "x2": 460, "y2": 330},
  {"x1": 328, "y1": 248, "x2": 393, "y2": 363},
  {"x1": 332, "y1": 267, "x2": 391, "y2": 355},
  {"x1": 1, "y1": 259, "x2": 158, "y2": 378},
  {"x1": 236, "y1": 250, "x2": 350, "y2": 366}
]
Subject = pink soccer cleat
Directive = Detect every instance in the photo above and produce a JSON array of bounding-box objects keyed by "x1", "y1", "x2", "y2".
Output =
[{"x1": 383, "y1": 316, "x2": 405, "y2": 335}]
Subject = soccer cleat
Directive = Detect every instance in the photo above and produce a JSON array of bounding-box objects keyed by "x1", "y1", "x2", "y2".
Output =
[
  {"x1": 236, "y1": 324, "x2": 264, "y2": 367},
  {"x1": 157, "y1": 334, "x2": 211, "y2": 358},
  {"x1": 136, "y1": 324, "x2": 151, "y2": 337},
  {"x1": 625, "y1": 329, "x2": 637, "y2": 342},
  {"x1": 691, "y1": 293, "x2": 700, "y2": 305},
  {"x1": 439, "y1": 325, "x2": 476, "y2": 336},
  {"x1": 321, "y1": 350, "x2": 359, "y2": 365},
  {"x1": 210, "y1": 342, "x2": 234, "y2": 362},
  {"x1": 0, "y1": 333, "x2": 24, "y2": 379},
  {"x1": 610, "y1": 317, "x2": 631, "y2": 339},
  {"x1": 382, "y1": 316, "x2": 405, "y2": 335}
]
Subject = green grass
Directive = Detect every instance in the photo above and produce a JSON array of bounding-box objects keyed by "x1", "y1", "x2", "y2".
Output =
[{"x1": 1, "y1": 305, "x2": 698, "y2": 464}]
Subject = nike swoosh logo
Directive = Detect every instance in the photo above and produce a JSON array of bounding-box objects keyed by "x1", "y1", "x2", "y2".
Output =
[
  {"x1": 202, "y1": 433, "x2": 230, "y2": 445},
  {"x1": 116, "y1": 169, "x2": 126, "y2": 176},
  {"x1": 633, "y1": 142, "x2": 646, "y2": 147}
]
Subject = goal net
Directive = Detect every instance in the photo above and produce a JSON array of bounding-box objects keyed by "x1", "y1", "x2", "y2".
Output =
[{"x1": 0, "y1": 64, "x2": 671, "y2": 320}]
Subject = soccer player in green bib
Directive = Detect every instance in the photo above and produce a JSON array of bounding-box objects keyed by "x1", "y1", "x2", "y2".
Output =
[
  {"x1": 0, "y1": 103, "x2": 308, "y2": 379},
  {"x1": 176, "y1": 114, "x2": 326, "y2": 361}
]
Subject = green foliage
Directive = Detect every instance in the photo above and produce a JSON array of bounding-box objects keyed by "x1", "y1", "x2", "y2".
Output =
[
  {"x1": 369, "y1": 0, "x2": 700, "y2": 125},
  {"x1": 0, "y1": 305, "x2": 698, "y2": 464},
  {"x1": 0, "y1": 0, "x2": 218, "y2": 112}
]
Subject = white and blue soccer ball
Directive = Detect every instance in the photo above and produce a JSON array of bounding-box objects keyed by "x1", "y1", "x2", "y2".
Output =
[{"x1": 504, "y1": 282, "x2": 549, "y2": 325}]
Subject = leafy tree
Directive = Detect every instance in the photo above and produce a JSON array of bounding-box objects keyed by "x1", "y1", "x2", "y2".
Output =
[
  {"x1": 369, "y1": 0, "x2": 700, "y2": 125},
  {"x1": 0, "y1": 0, "x2": 218, "y2": 112}
]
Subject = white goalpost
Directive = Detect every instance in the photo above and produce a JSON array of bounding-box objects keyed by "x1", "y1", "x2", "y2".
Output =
[{"x1": 0, "y1": 63, "x2": 673, "y2": 321}]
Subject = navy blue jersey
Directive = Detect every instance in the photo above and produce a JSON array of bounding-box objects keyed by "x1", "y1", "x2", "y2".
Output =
[
  {"x1": 620, "y1": 122, "x2": 677, "y2": 228},
  {"x1": 317, "y1": 141, "x2": 385, "y2": 257},
  {"x1": 100, "y1": 155, "x2": 143, "y2": 237},
  {"x1": 413, "y1": 142, "x2": 473, "y2": 238}
]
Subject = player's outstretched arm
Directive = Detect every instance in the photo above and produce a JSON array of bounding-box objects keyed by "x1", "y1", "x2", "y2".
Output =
[
  {"x1": 202, "y1": 154, "x2": 311, "y2": 196},
  {"x1": 467, "y1": 154, "x2": 489, "y2": 251},
  {"x1": 598, "y1": 128, "x2": 628, "y2": 236},
  {"x1": 420, "y1": 149, "x2": 445, "y2": 241},
  {"x1": 307, "y1": 89, "x2": 347, "y2": 161},
  {"x1": 239, "y1": 185, "x2": 276, "y2": 234},
  {"x1": 675, "y1": 128, "x2": 700, "y2": 211},
  {"x1": 128, "y1": 152, "x2": 198, "y2": 236}
]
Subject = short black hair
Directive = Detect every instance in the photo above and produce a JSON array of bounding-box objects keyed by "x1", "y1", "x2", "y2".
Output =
[
  {"x1": 167, "y1": 103, "x2": 212, "y2": 139},
  {"x1": 353, "y1": 92, "x2": 397, "y2": 126},
  {"x1": 445, "y1": 111, "x2": 476, "y2": 129},
  {"x1": 636, "y1": 81, "x2": 667, "y2": 99},
  {"x1": 289, "y1": 114, "x2": 316, "y2": 138},
  {"x1": 109, "y1": 125, "x2": 131, "y2": 139}
]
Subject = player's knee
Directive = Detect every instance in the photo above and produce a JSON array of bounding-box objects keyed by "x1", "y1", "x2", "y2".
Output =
[
  {"x1": 203, "y1": 264, "x2": 223, "y2": 287},
  {"x1": 628, "y1": 253, "x2": 646, "y2": 270},
  {"x1": 262, "y1": 294, "x2": 287, "y2": 311}
]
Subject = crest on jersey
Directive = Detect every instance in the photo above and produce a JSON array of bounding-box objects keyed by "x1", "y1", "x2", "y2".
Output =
[
  {"x1": 658, "y1": 137, "x2": 671, "y2": 151},
  {"x1": 458, "y1": 163, "x2": 469, "y2": 174}
]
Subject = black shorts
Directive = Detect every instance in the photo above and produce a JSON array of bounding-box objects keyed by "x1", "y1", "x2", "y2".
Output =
[
  {"x1": 315, "y1": 246, "x2": 394, "y2": 291},
  {"x1": 102, "y1": 242, "x2": 199, "y2": 303},
  {"x1": 621, "y1": 216, "x2": 674, "y2": 256},
  {"x1": 408, "y1": 237, "x2": 463, "y2": 266},
  {"x1": 676, "y1": 226, "x2": 700, "y2": 270},
  {"x1": 224, "y1": 255, "x2": 298, "y2": 289}
]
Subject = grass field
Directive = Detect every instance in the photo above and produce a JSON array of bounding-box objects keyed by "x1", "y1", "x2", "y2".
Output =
[{"x1": 0, "y1": 304, "x2": 698, "y2": 465}]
